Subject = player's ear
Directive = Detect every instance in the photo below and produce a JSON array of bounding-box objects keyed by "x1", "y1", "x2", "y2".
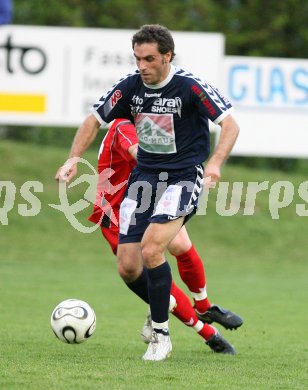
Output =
[{"x1": 163, "y1": 51, "x2": 172, "y2": 63}]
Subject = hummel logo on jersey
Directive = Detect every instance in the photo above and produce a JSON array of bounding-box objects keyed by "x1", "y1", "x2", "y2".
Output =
[{"x1": 145, "y1": 92, "x2": 162, "y2": 97}]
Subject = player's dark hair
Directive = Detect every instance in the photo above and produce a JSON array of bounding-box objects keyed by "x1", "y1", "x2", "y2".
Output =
[{"x1": 132, "y1": 24, "x2": 176, "y2": 62}]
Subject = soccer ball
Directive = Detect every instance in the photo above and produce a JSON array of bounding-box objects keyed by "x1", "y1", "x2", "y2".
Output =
[{"x1": 50, "y1": 299, "x2": 96, "y2": 344}]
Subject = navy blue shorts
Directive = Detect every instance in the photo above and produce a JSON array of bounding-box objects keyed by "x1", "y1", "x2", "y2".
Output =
[{"x1": 119, "y1": 164, "x2": 204, "y2": 244}]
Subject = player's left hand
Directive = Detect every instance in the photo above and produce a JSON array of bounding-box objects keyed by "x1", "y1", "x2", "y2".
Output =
[
  {"x1": 203, "y1": 163, "x2": 221, "y2": 189},
  {"x1": 203, "y1": 175, "x2": 217, "y2": 189}
]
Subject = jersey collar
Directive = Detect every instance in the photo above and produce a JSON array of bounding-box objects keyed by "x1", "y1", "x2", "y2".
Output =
[{"x1": 143, "y1": 64, "x2": 176, "y2": 89}]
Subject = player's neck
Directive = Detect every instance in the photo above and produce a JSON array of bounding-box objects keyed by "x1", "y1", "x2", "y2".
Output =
[
  {"x1": 160, "y1": 63, "x2": 171, "y2": 83},
  {"x1": 144, "y1": 64, "x2": 175, "y2": 89}
]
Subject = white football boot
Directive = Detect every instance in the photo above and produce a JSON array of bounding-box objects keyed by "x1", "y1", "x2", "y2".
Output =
[
  {"x1": 142, "y1": 331, "x2": 172, "y2": 361},
  {"x1": 141, "y1": 296, "x2": 176, "y2": 344},
  {"x1": 141, "y1": 309, "x2": 152, "y2": 344}
]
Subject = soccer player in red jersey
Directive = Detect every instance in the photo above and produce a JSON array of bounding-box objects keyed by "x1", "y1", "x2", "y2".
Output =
[{"x1": 86, "y1": 118, "x2": 242, "y2": 350}]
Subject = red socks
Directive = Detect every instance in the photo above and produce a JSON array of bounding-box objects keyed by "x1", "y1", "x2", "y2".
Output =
[
  {"x1": 170, "y1": 282, "x2": 215, "y2": 341},
  {"x1": 175, "y1": 245, "x2": 212, "y2": 313}
]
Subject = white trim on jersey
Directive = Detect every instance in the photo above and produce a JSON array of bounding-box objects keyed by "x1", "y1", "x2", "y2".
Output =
[
  {"x1": 93, "y1": 71, "x2": 138, "y2": 108},
  {"x1": 185, "y1": 164, "x2": 204, "y2": 213},
  {"x1": 143, "y1": 65, "x2": 177, "y2": 89},
  {"x1": 214, "y1": 107, "x2": 234, "y2": 125},
  {"x1": 175, "y1": 68, "x2": 232, "y2": 117},
  {"x1": 91, "y1": 107, "x2": 108, "y2": 128}
]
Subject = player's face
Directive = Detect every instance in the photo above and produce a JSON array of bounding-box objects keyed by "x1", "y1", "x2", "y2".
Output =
[{"x1": 133, "y1": 42, "x2": 171, "y2": 85}]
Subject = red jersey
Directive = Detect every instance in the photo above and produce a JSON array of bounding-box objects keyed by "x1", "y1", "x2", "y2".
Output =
[{"x1": 89, "y1": 119, "x2": 137, "y2": 228}]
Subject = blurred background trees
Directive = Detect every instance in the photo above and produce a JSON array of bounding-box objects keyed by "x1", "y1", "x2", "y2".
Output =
[
  {"x1": 11, "y1": 0, "x2": 308, "y2": 58},
  {"x1": 3, "y1": 0, "x2": 308, "y2": 171}
]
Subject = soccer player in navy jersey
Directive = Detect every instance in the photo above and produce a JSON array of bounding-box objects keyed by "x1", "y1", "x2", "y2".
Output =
[
  {"x1": 56, "y1": 118, "x2": 242, "y2": 357},
  {"x1": 56, "y1": 24, "x2": 240, "y2": 361},
  {"x1": 88, "y1": 118, "x2": 242, "y2": 346}
]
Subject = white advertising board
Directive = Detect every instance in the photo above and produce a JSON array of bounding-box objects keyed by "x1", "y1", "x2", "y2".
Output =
[
  {"x1": 0, "y1": 25, "x2": 224, "y2": 126},
  {"x1": 223, "y1": 56, "x2": 308, "y2": 157}
]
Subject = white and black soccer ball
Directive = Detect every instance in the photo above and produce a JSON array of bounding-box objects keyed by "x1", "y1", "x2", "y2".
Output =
[{"x1": 50, "y1": 299, "x2": 96, "y2": 344}]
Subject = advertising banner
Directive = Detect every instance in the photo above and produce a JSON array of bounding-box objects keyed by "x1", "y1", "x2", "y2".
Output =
[
  {"x1": 223, "y1": 56, "x2": 308, "y2": 157},
  {"x1": 0, "y1": 25, "x2": 224, "y2": 126}
]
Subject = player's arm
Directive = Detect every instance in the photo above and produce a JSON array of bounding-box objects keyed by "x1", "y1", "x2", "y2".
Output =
[
  {"x1": 55, "y1": 113, "x2": 101, "y2": 183},
  {"x1": 55, "y1": 74, "x2": 131, "y2": 183},
  {"x1": 204, "y1": 114, "x2": 239, "y2": 187},
  {"x1": 128, "y1": 143, "x2": 138, "y2": 160},
  {"x1": 191, "y1": 81, "x2": 240, "y2": 187},
  {"x1": 116, "y1": 120, "x2": 139, "y2": 162}
]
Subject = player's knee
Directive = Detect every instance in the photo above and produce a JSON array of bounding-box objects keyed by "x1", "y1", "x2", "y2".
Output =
[
  {"x1": 117, "y1": 248, "x2": 142, "y2": 282},
  {"x1": 141, "y1": 242, "x2": 163, "y2": 267},
  {"x1": 117, "y1": 260, "x2": 139, "y2": 282},
  {"x1": 141, "y1": 242, "x2": 154, "y2": 262},
  {"x1": 167, "y1": 230, "x2": 192, "y2": 255},
  {"x1": 168, "y1": 241, "x2": 191, "y2": 256},
  {"x1": 117, "y1": 243, "x2": 142, "y2": 281}
]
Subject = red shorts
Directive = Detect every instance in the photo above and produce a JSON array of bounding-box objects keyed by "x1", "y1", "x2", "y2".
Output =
[{"x1": 101, "y1": 224, "x2": 119, "y2": 255}]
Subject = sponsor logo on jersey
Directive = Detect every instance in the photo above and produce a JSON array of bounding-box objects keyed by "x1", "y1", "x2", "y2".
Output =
[
  {"x1": 130, "y1": 95, "x2": 144, "y2": 115},
  {"x1": 144, "y1": 92, "x2": 162, "y2": 97},
  {"x1": 104, "y1": 89, "x2": 123, "y2": 117},
  {"x1": 130, "y1": 104, "x2": 143, "y2": 115},
  {"x1": 151, "y1": 97, "x2": 182, "y2": 117},
  {"x1": 135, "y1": 113, "x2": 176, "y2": 154},
  {"x1": 111, "y1": 90, "x2": 123, "y2": 106},
  {"x1": 191, "y1": 84, "x2": 217, "y2": 117}
]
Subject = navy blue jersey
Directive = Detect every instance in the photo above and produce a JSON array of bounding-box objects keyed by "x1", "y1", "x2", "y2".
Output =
[{"x1": 91, "y1": 65, "x2": 233, "y2": 170}]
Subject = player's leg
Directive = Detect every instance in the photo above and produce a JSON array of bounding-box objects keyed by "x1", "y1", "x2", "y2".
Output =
[
  {"x1": 117, "y1": 166, "x2": 154, "y2": 310},
  {"x1": 141, "y1": 217, "x2": 184, "y2": 328},
  {"x1": 141, "y1": 165, "x2": 205, "y2": 360},
  {"x1": 168, "y1": 226, "x2": 243, "y2": 330},
  {"x1": 104, "y1": 220, "x2": 235, "y2": 354},
  {"x1": 117, "y1": 241, "x2": 172, "y2": 360},
  {"x1": 100, "y1": 225, "x2": 119, "y2": 255},
  {"x1": 140, "y1": 217, "x2": 184, "y2": 361},
  {"x1": 168, "y1": 226, "x2": 211, "y2": 313},
  {"x1": 117, "y1": 242, "x2": 150, "y2": 304},
  {"x1": 141, "y1": 280, "x2": 236, "y2": 354},
  {"x1": 117, "y1": 167, "x2": 176, "y2": 361},
  {"x1": 170, "y1": 282, "x2": 236, "y2": 354}
]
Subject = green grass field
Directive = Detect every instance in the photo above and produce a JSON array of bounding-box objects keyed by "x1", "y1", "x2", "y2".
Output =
[{"x1": 1, "y1": 139, "x2": 307, "y2": 389}]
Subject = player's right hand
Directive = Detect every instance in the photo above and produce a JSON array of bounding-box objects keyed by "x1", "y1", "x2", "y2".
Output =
[{"x1": 55, "y1": 160, "x2": 78, "y2": 183}]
